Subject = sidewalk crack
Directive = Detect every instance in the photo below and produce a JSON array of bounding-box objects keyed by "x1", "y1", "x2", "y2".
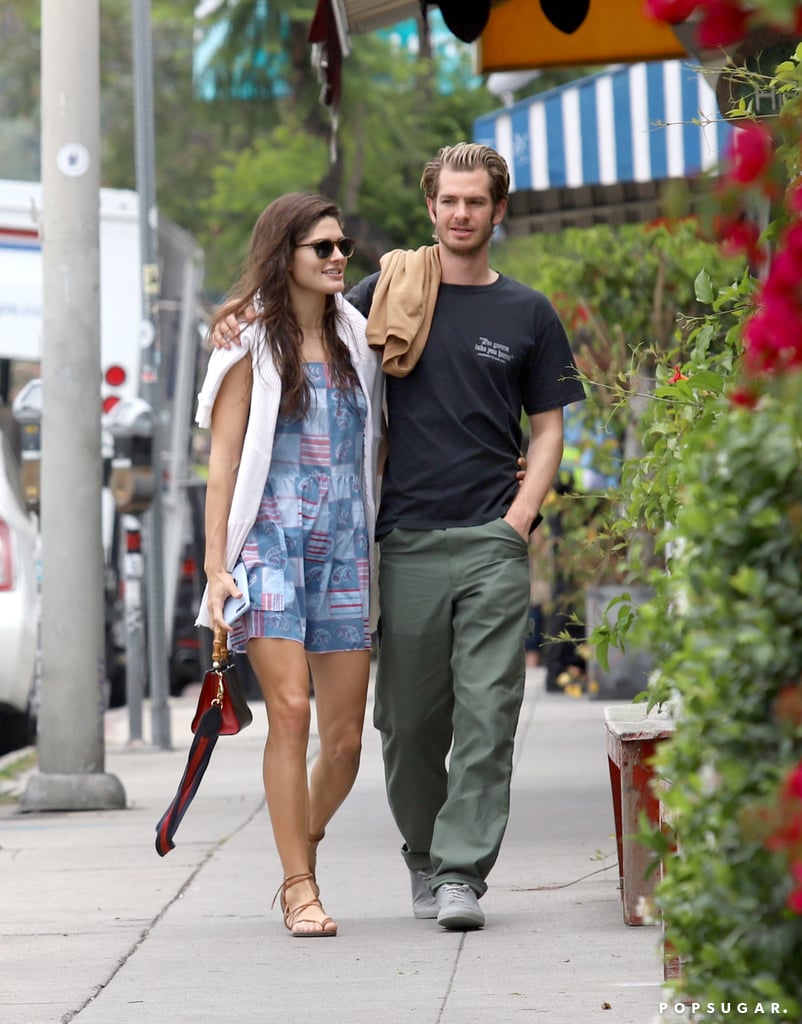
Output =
[
  {"x1": 61, "y1": 799, "x2": 264, "y2": 1022},
  {"x1": 436, "y1": 933, "x2": 467, "y2": 1023}
]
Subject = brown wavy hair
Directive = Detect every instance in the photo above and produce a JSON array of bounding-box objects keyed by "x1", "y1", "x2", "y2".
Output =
[
  {"x1": 420, "y1": 142, "x2": 510, "y2": 207},
  {"x1": 210, "y1": 192, "x2": 358, "y2": 417}
]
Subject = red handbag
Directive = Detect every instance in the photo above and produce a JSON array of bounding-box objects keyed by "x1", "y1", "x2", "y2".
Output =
[
  {"x1": 155, "y1": 629, "x2": 253, "y2": 856},
  {"x1": 191, "y1": 629, "x2": 253, "y2": 736}
]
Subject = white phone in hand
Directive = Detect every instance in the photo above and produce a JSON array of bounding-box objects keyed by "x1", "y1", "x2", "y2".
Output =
[{"x1": 223, "y1": 561, "x2": 251, "y2": 625}]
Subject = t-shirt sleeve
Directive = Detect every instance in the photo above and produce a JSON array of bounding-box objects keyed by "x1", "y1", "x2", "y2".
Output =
[
  {"x1": 344, "y1": 272, "x2": 379, "y2": 317},
  {"x1": 522, "y1": 296, "x2": 586, "y2": 415}
]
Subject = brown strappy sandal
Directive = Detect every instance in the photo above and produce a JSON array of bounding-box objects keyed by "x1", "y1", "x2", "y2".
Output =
[
  {"x1": 272, "y1": 872, "x2": 337, "y2": 938},
  {"x1": 308, "y1": 830, "x2": 325, "y2": 875}
]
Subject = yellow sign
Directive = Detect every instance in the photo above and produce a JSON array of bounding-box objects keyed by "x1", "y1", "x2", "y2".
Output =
[{"x1": 479, "y1": 0, "x2": 687, "y2": 72}]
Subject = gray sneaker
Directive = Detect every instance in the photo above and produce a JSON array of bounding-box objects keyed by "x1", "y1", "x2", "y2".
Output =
[
  {"x1": 409, "y1": 869, "x2": 438, "y2": 919},
  {"x1": 435, "y1": 883, "x2": 485, "y2": 930}
]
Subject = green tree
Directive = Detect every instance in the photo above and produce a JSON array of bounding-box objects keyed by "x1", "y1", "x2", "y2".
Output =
[
  {"x1": 486, "y1": 221, "x2": 743, "y2": 613},
  {"x1": 200, "y1": 119, "x2": 330, "y2": 290},
  {"x1": 587, "y1": 7, "x2": 802, "y2": 1013},
  {"x1": 196, "y1": 15, "x2": 499, "y2": 293},
  {"x1": 0, "y1": 1, "x2": 502, "y2": 294},
  {"x1": 491, "y1": 219, "x2": 742, "y2": 467},
  {"x1": 0, "y1": 0, "x2": 231, "y2": 227}
]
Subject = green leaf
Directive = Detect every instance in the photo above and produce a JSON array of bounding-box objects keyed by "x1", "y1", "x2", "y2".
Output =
[
  {"x1": 694, "y1": 268, "x2": 714, "y2": 304},
  {"x1": 687, "y1": 370, "x2": 725, "y2": 393},
  {"x1": 595, "y1": 636, "x2": 610, "y2": 672}
]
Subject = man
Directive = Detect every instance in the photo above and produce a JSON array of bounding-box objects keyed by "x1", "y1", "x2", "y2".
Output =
[
  {"x1": 212, "y1": 143, "x2": 585, "y2": 930},
  {"x1": 349, "y1": 144, "x2": 584, "y2": 930}
]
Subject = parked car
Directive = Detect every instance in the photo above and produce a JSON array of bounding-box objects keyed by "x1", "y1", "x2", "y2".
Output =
[{"x1": 0, "y1": 428, "x2": 38, "y2": 756}]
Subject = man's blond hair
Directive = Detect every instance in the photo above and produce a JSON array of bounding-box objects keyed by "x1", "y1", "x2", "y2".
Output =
[{"x1": 420, "y1": 143, "x2": 510, "y2": 207}]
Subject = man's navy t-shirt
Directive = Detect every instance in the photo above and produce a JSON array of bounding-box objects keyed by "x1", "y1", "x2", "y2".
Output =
[{"x1": 346, "y1": 273, "x2": 585, "y2": 539}]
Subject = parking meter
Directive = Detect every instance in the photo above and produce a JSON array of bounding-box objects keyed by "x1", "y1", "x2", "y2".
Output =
[
  {"x1": 11, "y1": 378, "x2": 43, "y2": 512},
  {"x1": 103, "y1": 397, "x2": 155, "y2": 513}
]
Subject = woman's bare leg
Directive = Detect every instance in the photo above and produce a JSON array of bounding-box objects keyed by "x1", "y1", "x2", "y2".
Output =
[
  {"x1": 247, "y1": 636, "x2": 335, "y2": 935},
  {"x1": 306, "y1": 650, "x2": 371, "y2": 860}
]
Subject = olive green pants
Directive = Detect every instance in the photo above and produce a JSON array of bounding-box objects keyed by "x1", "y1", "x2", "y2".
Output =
[{"x1": 373, "y1": 519, "x2": 531, "y2": 896}]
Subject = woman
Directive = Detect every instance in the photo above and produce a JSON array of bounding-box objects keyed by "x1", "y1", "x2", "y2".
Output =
[{"x1": 195, "y1": 193, "x2": 383, "y2": 937}]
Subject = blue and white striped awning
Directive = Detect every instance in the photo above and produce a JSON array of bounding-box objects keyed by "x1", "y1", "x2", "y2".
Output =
[{"x1": 474, "y1": 60, "x2": 735, "y2": 196}]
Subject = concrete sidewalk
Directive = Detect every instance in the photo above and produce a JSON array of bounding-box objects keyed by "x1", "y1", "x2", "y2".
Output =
[{"x1": 1, "y1": 668, "x2": 670, "y2": 1024}]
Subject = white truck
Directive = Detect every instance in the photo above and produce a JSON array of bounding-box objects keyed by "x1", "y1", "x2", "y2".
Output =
[
  {"x1": 0, "y1": 180, "x2": 145, "y2": 409},
  {"x1": 0, "y1": 178, "x2": 207, "y2": 722}
]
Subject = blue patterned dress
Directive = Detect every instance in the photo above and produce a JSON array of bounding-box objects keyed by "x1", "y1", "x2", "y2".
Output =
[{"x1": 229, "y1": 362, "x2": 370, "y2": 654}]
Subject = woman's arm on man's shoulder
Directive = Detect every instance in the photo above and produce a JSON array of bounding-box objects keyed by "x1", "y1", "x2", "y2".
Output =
[{"x1": 344, "y1": 271, "x2": 379, "y2": 318}]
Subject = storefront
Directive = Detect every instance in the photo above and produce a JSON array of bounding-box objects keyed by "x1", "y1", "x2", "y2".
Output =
[{"x1": 473, "y1": 59, "x2": 736, "y2": 234}]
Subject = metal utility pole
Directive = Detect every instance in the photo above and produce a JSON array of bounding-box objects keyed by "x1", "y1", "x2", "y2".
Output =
[
  {"x1": 23, "y1": 0, "x2": 125, "y2": 811},
  {"x1": 123, "y1": 514, "x2": 146, "y2": 743},
  {"x1": 132, "y1": 0, "x2": 171, "y2": 750}
]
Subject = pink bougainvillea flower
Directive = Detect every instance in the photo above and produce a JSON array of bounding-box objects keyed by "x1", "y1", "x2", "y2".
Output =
[
  {"x1": 668, "y1": 365, "x2": 688, "y2": 383},
  {"x1": 697, "y1": 0, "x2": 750, "y2": 48},
  {"x1": 730, "y1": 386, "x2": 758, "y2": 408},
  {"x1": 719, "y1": 218, "x2": 763, "y2": 262},
  {"x1": 787, "y1": 181, "x2": 802, "y2": 216},
  {"x1": 787, "y1": 762, "x2": 802, "y2": 800},
  {"x1": 788, "y1": 887, "x2": 802, "y2": 914},
  {"x1": 643, "y1": 0, "x2": 698, "y2": 22},
  {"x1": 784, "y1": 221, "x2": 802, "y2": 257},
  {"x1": 766, "y1": 248, "x2": 802, "y2": 295},
  {"x1": 743, "y1": 306, "x2": 784, "y2": 362},
  {"x1": 771, "y1": 813, "x2": 802, "y2": 849},
  {"x1": 726, "y1": 123, "x2": 774, "y2": 186},
  {"x1": 753, "y1": 318, "x2": 801, "y2": 367},
  {"x1": 744, "y1": 309, "x2": 802, "y2": 373}
]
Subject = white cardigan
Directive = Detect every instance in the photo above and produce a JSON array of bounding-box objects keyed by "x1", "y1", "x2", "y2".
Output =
[{"x1": 194, "y1": 296, "x2": 384, "y2": 631}]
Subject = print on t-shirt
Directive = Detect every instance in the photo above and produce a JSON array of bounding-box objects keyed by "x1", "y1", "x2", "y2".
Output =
[{"x1": 475, "y1": 337, "x2": 514, "y2": 364}]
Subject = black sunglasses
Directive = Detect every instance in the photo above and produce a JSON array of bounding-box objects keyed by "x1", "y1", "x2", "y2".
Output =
[{"x1": 296, "y1": 236, "x2": 356, "y2": 259}]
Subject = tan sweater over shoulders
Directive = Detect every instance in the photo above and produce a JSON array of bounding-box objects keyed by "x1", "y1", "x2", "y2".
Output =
[{"x1": 365, "y1": 245, "x2": 441, "y2": 377}]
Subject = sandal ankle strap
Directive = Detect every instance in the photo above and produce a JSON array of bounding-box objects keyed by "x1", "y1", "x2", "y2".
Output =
[{"x1": 271, "y1": 871, "x2": 314, "y2": 909}]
